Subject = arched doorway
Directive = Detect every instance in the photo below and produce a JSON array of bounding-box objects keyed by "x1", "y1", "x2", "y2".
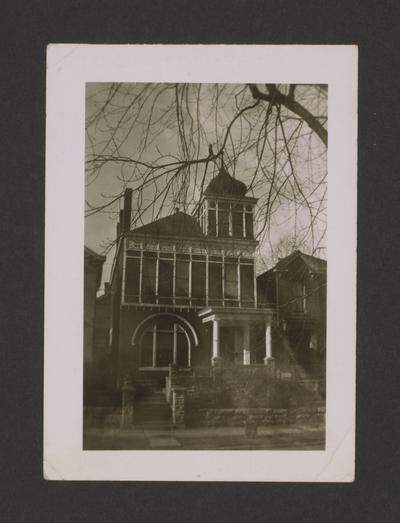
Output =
[{"x1": 131, "y1": 313, "x2": 198, "y2": 369}]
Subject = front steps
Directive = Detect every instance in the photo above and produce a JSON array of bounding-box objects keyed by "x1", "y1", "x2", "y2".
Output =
[{"x1": 134, "y1": 390, "x2": 172, "y2": 427}]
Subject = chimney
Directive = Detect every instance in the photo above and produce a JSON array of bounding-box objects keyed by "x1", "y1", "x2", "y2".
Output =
[
  {"x1": 122, "y1": 188, "x2": 133, "y2": 232},
  {"x1": 116, "y1": 209, "x2": 124, "y2": 238}
]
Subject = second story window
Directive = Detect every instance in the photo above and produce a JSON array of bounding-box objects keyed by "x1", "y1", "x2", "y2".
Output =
[
  {"x1": 208, "y1": 257, "x2": 223, "y2": 305},
  {"x1": 124, "y1": 245, "x2": 256, "y2": 308},
  {"x1": 158, "y1": 258, "x2": 174, "y2": 303},
  {"x1": 142, "y1": 253, "x2": 157, "y2": 302},
  {"x1": 224, "y1": 260, "x2": 238, "y2": 305}
]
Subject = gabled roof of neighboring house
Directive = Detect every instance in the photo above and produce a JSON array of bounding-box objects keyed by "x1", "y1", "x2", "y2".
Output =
[
  {"x1": 276, "y1": 250, "x2": 326, "y2": 273},
  {"x1": 257, "y1": 250, "x2": 327, "y2": 280},
  {"x1": 129, "y1": 210, "x2": 204, "y2": 239}
]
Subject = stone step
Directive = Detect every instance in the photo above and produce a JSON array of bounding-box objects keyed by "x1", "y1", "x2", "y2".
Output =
[{"x1": 135, "y1": 401, "x2": 172, "y2": 423}]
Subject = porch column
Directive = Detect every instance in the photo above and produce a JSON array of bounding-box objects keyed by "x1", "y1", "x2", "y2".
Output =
[
  {"x1": 264, "y1": 321, "x2": 273, "y2": 364},
  {"x1": 243, "y1": 324, "x2": 251, "y2": 365},
  {"x1": 211, "y1": 319, "x2": 221, "y2": 366}
]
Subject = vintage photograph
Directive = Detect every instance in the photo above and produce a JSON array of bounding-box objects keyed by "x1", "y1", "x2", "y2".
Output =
[{"x1": 83, "y1": 82, "x2": 327, "y2": 450}]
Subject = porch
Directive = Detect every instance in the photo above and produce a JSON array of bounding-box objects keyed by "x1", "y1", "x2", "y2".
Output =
[{"x1": 198, "y1": 306, "x2": 276, "y2": 367}]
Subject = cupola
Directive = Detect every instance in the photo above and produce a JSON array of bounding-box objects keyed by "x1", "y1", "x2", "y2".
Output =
[{"x1": 198, "y1": 156, "x2": 257, "y2": 240}]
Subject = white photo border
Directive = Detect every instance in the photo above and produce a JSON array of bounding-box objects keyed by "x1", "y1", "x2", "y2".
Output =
[{"x1": 44, "y1": 44, "x2": 357, "y2": 482}]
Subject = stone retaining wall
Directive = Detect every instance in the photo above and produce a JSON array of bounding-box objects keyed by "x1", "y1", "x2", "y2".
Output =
[{"x1": 197, "y1": 405, "x2": 325, "y2": 427}]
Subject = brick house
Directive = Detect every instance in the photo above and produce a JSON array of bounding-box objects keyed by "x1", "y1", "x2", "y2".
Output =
[
  {"x1": 85, "y1": 165, "x2": 326, "y2": 427},
  {"x1": 108, "y1": 162, "x2": 275, "y2": 389}
]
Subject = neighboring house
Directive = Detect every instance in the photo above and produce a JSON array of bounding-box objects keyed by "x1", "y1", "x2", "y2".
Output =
[
  {"x1": 257, "y1": 251, "x2": 327, "y2": 380},
  {"x1": 83, "y1": 246, "x2": 106, "y2": 399},
  {"x1": 107, "y1": 162, "x2": 276, "y2": 399}
]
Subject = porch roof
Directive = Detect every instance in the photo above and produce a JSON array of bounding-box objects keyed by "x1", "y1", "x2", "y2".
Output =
[{"x1": 198, "y1": 306, "x2": 276, "y2": 324}]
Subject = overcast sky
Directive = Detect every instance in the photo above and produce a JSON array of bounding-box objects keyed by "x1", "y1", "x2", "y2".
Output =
[{"x1": 85, "y1": 83, "x2": 327, "y2": 292}]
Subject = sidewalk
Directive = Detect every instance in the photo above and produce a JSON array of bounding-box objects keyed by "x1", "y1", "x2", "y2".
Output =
[{"x1": 83, "y1": 422, "x2": 325, "y2": 450}]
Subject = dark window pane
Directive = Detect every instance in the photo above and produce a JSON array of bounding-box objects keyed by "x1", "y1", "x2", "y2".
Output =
[
  {"x1": 245, "y1": 213, "x2": 254, "y2": 239},
  {"x1": 192, "y1": 254, "x2": 206, "y2": 261},
  {"x1": 142, "y1": 259, "x2": 156, "y2": 301},
  {"x1": 192, "y1": 261, "x2": 206, "y2": 302},
  {"x1": 141, "y1": 332, "x2": 153, "y2": 366},
  {"x1": 218, "y1": 210, "x2": 229, "y2": 237},
  {"x1": 176, "y1": 330, "x2": 189, "y2": 367},
  {"x1": 125, "y1": 258, "x2": 140, "y2": 299},
  {"x1": 126, "y1": 249, "x2": 141, "y2": 257},
  {"x1": 232, "y1": 203, "x2": 243, "y2": 212},
  {"x1": 143, "y1": 250, "x2": 157, "y2": 258},
  {"x1": 208, "y1": 209, "x2": 216, "y2": 236},
  {"x1": 219, "y1": 201, "x2": 229, "y2": 210},
  {"x1": 156, "y1": 332, "x2": 174, "y2": 366},
  {"x1": 232, "y1": 212, "x2": 243, "y2": 238},
  {"x1": 209, "y1": 255, "x2": 222, "y2": 262},
  {"x1": 224, "y1": 263, "x2": 238, "y2": 299},
  {"x1": 158, "y1": 259, "x2": 173, "y2": 297},
  {"x1": 175, "y1": 261, "x2": 189, "y2": 296},
  {"x1": 240, "y1": 264, "x2": 254, "y2": 301},
  {"x1": 209, "y1": 263, "x2": 222, "y2": 300},
  {"x1": 159, "y1": 252, "x2": 174, "y2": 259},
  {"x1": 240, "y1": 258, "x2": 254, "y2": 264},
  {"x1": 225, "y1": 256, "x2": 238, "y2": 263},
  {"x1": 176, "y1": 253, "x2": 190, "y2": 260}
]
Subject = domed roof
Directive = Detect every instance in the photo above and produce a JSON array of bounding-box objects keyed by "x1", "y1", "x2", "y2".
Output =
[{"x1": 204, "y1": 161, "x2": 247, "y2": 197}]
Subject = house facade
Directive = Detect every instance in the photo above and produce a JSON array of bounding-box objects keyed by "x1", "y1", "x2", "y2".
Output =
[
  {"x1": 108, "y1": 164, "x2": 276, "y2": 400},
  {"x1": 85, "y1": 166, "x2": 326, "y2": 427}
]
